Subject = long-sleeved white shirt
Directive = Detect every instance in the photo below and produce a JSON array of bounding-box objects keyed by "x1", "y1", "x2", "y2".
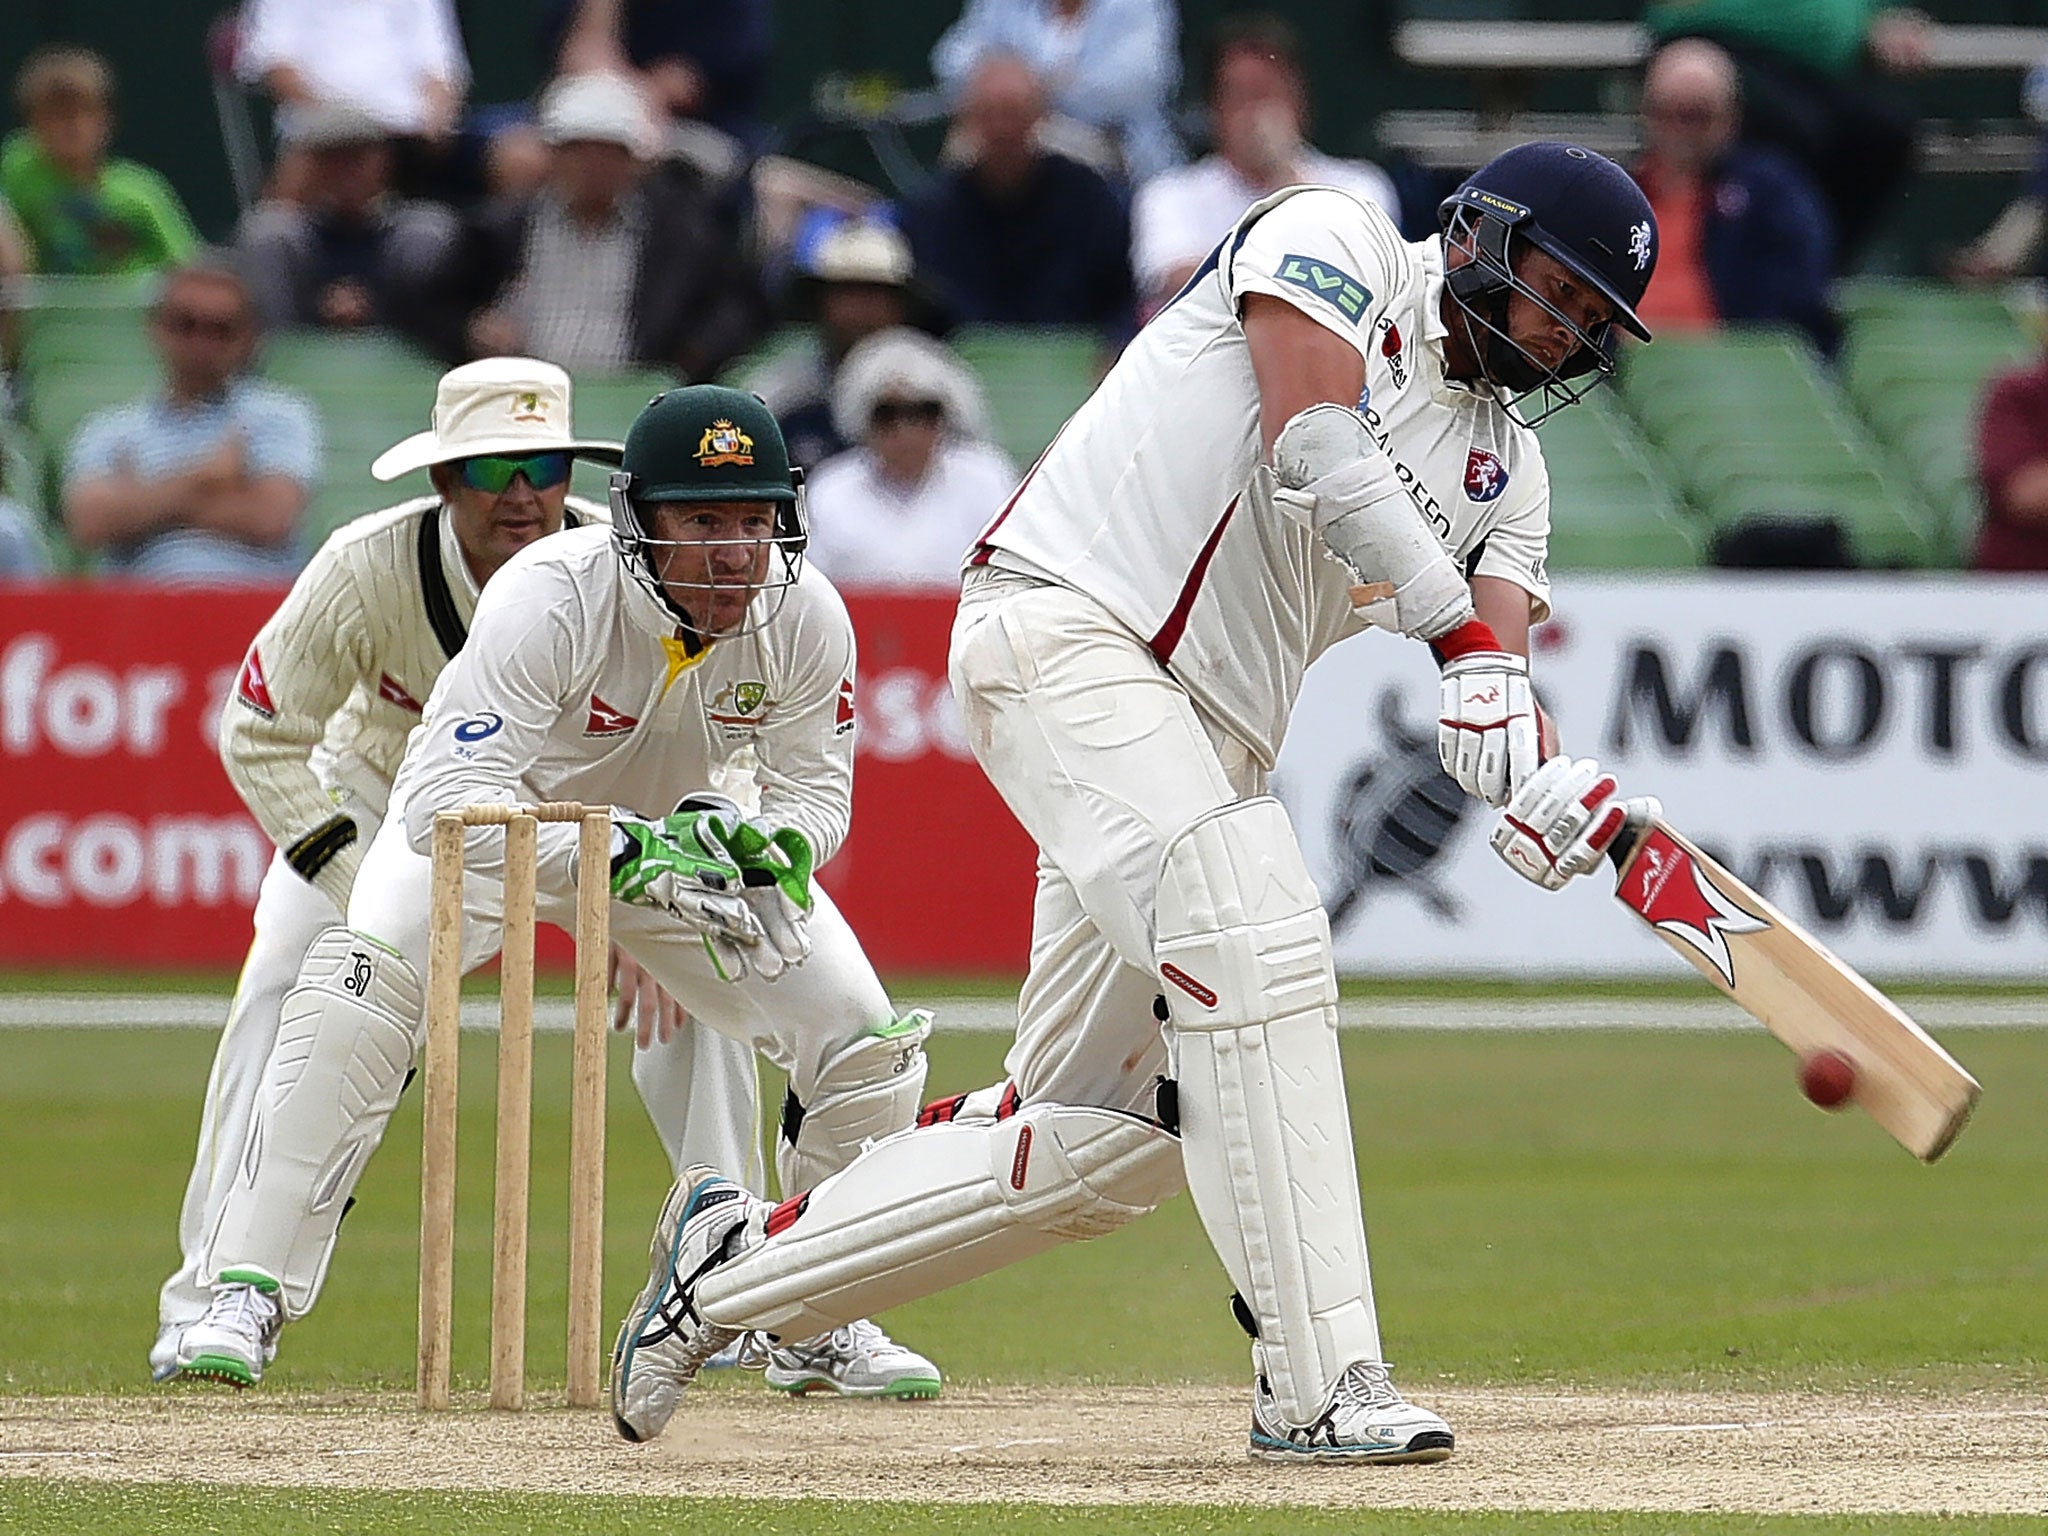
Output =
[
  {"x1": 218, "y1": 495, "x2": 604, "y2": 908},
  {"x1": 397, "y1": 525, "x2": 858, "y2": 897}
]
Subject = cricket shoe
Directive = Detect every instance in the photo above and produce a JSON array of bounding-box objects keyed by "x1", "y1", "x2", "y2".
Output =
[
  {"x1": 609, "y1": 1166, "x2": 756, "y2": 1443},
  {"x1": 149, "y1": 1327, "x2": 185, "y2": 1383},
  {"x1": 764, "y1": 1319, "x2": 943, "y2": 1399},
  {"x1": 1249, "y1": 1358, "x2": 1454, "y2": 1464},
  {"x1": 176, "y1": 1271, "x2": 283, "y2": 1389}
]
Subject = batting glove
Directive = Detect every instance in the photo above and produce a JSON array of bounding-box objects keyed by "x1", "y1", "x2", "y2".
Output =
[
  {"x1": 1491, "y1": 756, "x2": 1660, "y2": 891},
  {"x1": 1437, "y1": 635, "x2": 1538, "y2": 808}
]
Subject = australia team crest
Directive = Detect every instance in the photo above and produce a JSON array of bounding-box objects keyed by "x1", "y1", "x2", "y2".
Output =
[{"x1": 697, "y1": 419, "x2": 755, "y2": 468}]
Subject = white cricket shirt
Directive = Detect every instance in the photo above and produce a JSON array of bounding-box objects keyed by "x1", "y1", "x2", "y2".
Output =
[
  {"x1": 975, "y1": 184, "x2": 1552, "y2": 766},
  {"x1": 396, "y1": 525, "x2": 858, "y2": 895},
  {"x1": 219, "y1": 495, "x2": 605, "y2": 909}
]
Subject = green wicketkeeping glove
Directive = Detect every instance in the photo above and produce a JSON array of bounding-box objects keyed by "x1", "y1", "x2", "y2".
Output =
[{"x1": 606, "y1": 810, "x2": 758, "y2": 948}]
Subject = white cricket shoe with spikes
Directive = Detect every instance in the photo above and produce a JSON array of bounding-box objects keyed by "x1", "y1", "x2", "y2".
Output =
[
  {"x1": 176, "y1": 1271, "x2": 283, "y2": 1389},
  {"x1": 609, "y1": 1167, "x2": 755, "y2": 1443},
  {"x1": 1249, "y1": 1357, "x2": 1455, "y2": 1463},
  {"x1": 764, "y1": 1318, "x2": 943, "y2": 1399}
]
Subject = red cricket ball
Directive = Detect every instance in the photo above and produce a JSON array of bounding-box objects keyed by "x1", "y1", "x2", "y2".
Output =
[{"x1": 1799, "y1": 1050, "x2": 1858, "y2": 1110}]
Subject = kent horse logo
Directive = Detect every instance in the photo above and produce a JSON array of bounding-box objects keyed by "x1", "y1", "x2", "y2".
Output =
[
  {"x1": 1464, "y1": 448, "x2": 1509, "y2": 503},
  {"x1": 1277, "y1": 255, "x2": 1371, "y2": 322}
]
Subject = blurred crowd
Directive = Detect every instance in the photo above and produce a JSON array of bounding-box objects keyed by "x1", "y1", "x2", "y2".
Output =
[{"x1": 4, "y1": 0, "x2": 2048, "y2": 584}]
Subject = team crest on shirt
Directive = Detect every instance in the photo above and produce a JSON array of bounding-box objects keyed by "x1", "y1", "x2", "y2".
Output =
[
  {"x1": 1464, "y1": 447, "x2": 1509, "y2": 503},
  {"x1": 697, "y1": 420, "x2": 755, "y2": 468},
  {"x1": 708, "y1": 679, "x2": 773, "y2": 730},
  {"x1": 1376, "y1": 319, "x2": 1408, "y2": 389}
]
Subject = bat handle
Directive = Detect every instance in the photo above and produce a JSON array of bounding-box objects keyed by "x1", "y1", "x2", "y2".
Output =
[{"x1": 1606, "y1": 807, "x2": 1653, "y2": 876}]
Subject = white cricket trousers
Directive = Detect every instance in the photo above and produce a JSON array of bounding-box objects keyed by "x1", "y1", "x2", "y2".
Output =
[
  {"x1": 155, "y1": 816, "x2": 764, "y2": 1343},
  {"x1": 950, "y1": 570, "x2": 1267, "y2": 1113}
]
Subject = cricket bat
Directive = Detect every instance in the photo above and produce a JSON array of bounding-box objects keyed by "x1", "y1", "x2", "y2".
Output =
[{"x1": 1607, "y1": 815, "x2": 1981, "y2": 1163}]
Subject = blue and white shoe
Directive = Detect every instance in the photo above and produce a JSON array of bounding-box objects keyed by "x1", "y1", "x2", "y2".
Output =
[
  {"x1": 1249, "y1": 1357, "x2": 1454, "y2": 1464},
  {"x1": 609, "y1": 1167, "x2": 755, "y2": 1443}
]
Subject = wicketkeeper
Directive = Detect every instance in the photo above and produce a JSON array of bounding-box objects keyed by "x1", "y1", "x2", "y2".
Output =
[
  {"x1": 153, "y1": 358, "x2": 770, "y2": 1381},
  {"x1": 181, "y1": 385, "x2": 943, "y2": 1403}
]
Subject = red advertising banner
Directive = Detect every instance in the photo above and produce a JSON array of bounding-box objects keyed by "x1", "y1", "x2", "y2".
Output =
[{"x1": 0, "y1": 584, "x2": 1035, "y2": 975}]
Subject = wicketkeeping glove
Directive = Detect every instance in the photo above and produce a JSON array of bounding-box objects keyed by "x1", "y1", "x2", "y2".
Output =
[
  {"x1": 672, "y1": 793, "x2": 815, "y2": 983},
  {"x1": 605, "y1": 809, "x2": 763, "y2": 959},
  {"x1": 1490, "y1": 756, "x2": 1661, "y2": 891}
]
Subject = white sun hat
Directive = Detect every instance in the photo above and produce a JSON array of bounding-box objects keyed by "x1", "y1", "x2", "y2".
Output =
[{"x1": 371, "y1": 357, "x2": 626, "y2": 481}]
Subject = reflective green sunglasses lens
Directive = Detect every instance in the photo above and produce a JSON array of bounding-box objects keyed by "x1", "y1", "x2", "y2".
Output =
[{"x1": 460, "y1": 452, "x2": 571, "y2": 493}]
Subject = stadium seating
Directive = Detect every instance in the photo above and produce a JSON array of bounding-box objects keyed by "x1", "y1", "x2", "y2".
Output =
[
  {"x1": 949, "y1": 326, "x2": 1102, "y2": 469},
  {"x1": 1616, "y1": 329, "x2": 1941, "y2": 568},
  {"x1": 1836, "y1": 280, "x2": 2031, "y2": 564},
  {"x1": 260, "y1": 330, "x2": 445, "y2": 543},
  {"x1": 1534, "y1": 391, "x2": 1701, "y2": 568}
]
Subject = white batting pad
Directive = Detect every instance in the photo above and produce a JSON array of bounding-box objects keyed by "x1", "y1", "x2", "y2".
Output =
[
  {"x1": 203, "y1": 928, "x2": 421, "y2": 1318},
  {"x1": 697, "y1": 1099, "x2": 1184, "y2": 1338},
  {"x1": 1155, "y1": 796, "x2": 1382, "y2": 1426},
  {"x1": 777, "y1": 1010, "x2": 933, "y2": 1192}
]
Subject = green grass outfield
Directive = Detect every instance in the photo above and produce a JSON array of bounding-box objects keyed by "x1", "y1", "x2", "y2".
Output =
[
  {"x1": 2, "y1": 1011, "x2": 2043, "y2": 1533},
  {"x1": 5, "y1": 1484, "x2": 2047, "y2": 1536}
]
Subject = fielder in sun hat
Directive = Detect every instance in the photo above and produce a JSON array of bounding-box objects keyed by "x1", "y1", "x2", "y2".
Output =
[{"x1": 370, "y1": 356, "x2": 623, "y2": 481}]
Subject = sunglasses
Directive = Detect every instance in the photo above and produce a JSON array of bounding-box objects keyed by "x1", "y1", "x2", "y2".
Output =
[
  {"x1": 156, "y1": 309, "x2": 244, "y2": 341},
  {"x1": 459, "y1": 452, "x2": 571, "y2": 492},
  {"x1": 870, "y1": 398, "x2": 945, "y2": 430}
]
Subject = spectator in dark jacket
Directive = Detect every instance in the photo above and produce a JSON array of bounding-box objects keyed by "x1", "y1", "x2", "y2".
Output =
[
  {"x1": 440, "y1": 72, "x2": 764, "y2": 378},
  {"x1": 234, "y1": 102, "x2": 457, "y2": 339},
  {"x1": 900, "y1": 53, "x2": 1133, "y2": 339},
  {"x1": 1632, "y1": 39, "x2": 1839, "y2": 357}
]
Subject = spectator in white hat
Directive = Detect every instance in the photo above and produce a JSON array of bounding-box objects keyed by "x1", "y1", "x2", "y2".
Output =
[
  {"x1": 439, "y1": 71, "x2": 764, "y2": 380},
  {"x1": 742, "y1": 217, "x2": 945, "y2": 469},
  {"x1": 803, "y1": 327, "x2": 1018, "y2": 592}
]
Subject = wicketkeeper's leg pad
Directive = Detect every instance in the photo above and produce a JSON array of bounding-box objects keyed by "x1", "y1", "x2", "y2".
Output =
[
  {"x1": 776, "y1": 1009, "x2": 933, "y2": 1193},
  {"x1": 698, "y1": 1094, "x2": 1184, "y2": 1338},
  {"x1": 1155, "y1": 795, "x2": 1383, "y2": 1427},
  {"x1": 203, "y1": 928, "x2": 422, "y2": 1319}
]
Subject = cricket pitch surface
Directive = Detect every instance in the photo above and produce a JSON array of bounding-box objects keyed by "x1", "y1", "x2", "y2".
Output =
[{"x1": 5, "y1": 1386, "x2": 2045, "y2": 1514}]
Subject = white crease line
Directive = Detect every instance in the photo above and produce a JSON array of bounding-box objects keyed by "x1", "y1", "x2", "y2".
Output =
[
  {"x1": 946, "y1": 1437, "x2": 1063, "y2": 1454},
  {"x1": 0, "y1": 1449, "x2": 116, "y2": 1460},
  {"x1": 328, "y1": 1448, "x2": 395, "y2": 1457}
]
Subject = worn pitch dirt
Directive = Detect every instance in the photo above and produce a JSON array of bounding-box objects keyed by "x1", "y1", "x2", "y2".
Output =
[{"x1": 4, "y1": 1385, "x2": 2047, "y2": 1513}]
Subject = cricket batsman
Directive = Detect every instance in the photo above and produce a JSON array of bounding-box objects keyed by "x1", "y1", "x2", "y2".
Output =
[
  {"x1": 604, "y1": 143, "x2": 1664, "y2": 1459},
  {"x1": 150, "y1": 358, "x2": 768, "y2": 1380},
  {"x1": 176, "y1": 383, "x2": 942, "y2": 1402}
]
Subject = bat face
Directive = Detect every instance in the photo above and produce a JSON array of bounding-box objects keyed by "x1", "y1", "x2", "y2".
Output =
[
  {"x1": 1617, "y1": 826, "x2": 1768, "y2": 989},
  {"x1": 1611, "y1": 817, "x2": 1981, "y2": 1163}
]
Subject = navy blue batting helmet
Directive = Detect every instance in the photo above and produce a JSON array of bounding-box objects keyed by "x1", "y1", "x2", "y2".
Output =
[{"x1": 1435, "y1": 142, "x2": 1657, "y2": 423}]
